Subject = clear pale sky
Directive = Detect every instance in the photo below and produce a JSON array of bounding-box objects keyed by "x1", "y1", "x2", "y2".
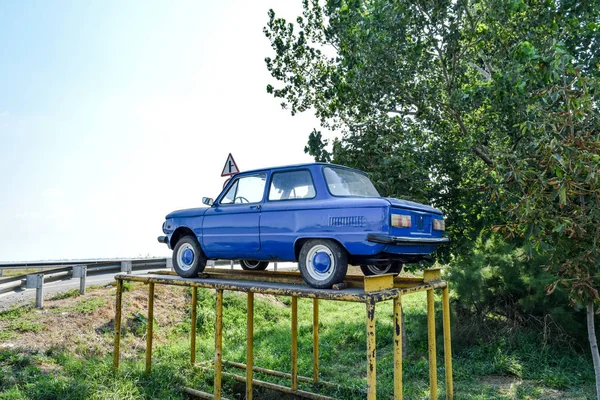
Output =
[{"x1": 0, "y1": 1, "x2": 323, "y2": 262}]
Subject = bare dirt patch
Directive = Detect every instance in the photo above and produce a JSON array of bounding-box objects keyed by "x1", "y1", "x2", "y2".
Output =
[{"x1": 0, "y1": 282, "x2": 193, "y2": 359}]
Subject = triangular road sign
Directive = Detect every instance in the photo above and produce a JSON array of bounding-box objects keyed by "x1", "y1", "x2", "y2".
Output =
[{"x1": 221, "y1": 153, "x2": 239, "y2": 176}]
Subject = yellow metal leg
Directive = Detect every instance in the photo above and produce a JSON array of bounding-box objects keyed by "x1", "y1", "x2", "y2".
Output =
[
  {"x1": 291, "y1": 296, "x2": 298, "y2": 391},
  {"x1": 366, "y1": 299, "x2": 376, "y2": 400},
  {"x1": 247, "y1": 292, "x2": 254, "y2": 400},
  {"x1": 215, "y1": 290, "x2": 224, "y2": 400},
  {"x1": 113, "y1": 280, "x2": 123, "y2": 369},
  {"x1": 146, "y1": 282, "x2": 155, "y2": 373},
  {"x1": 313, "y1": 298, "x2": 319, "y2": 383},
  {"x1": 427, "y1": 289, "x2": 438, "y2": 400},
  {"x1": 191, "y1": 287, "x2": 197, "y2": 365},
  {"x1": 442, "y1": 287, "x2": 453, "y2": 400},
  {"x1": 394, "y1": 295, "x2": 403, "y2": 399}
]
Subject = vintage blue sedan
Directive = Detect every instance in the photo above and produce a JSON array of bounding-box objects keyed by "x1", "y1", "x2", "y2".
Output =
[{"x1": 158, "y1": 163, "x2": 448, "y2": 288}]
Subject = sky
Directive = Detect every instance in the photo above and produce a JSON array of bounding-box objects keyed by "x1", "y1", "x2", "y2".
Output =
[{"x1": 0, "y1": 1, "x2": 327, "y2": 262}]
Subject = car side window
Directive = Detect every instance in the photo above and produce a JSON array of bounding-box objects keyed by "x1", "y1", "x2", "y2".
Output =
[
  {"x1": 268, "y1": 170, "x2": 316, "y2": 201},
  {"x1": 220, "y1": 174, "x2": 267, "y2": 204}
]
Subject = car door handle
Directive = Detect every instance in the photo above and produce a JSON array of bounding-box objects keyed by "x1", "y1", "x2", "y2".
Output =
[{"x1": 250, "y1": 205, "x2": 261, "y2": 210}]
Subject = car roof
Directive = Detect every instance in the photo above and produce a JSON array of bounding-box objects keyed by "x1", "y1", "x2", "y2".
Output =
[{"x1": 235, "y1": 162, "x2": 366, "y2": 176}]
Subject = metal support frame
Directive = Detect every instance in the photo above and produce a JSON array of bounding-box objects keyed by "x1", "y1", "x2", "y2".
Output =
[
  {"x1": 146, "y1": 282, "x2": 155, "y2": 373},
  {"x1": 394, "y1": 295, "x2": 402, "y2": 399},
  {"x1": 73, "y1": 265, "x2": 87, "y2": 295},
  {"x1": 26, "y1": 273, "x2": 44, "y2": 309},
  {"x1": 442, "y1": 287, "x2": 453, "y2": 400},
  {"x1": 121, "y1": 260, "x2": 132, "y2": 274},
  {"x1": 191, "y1": 287, "x2": 198, "y2": 364},
  {"x1": 366, "y1": 299, "x2": 376, "y2": 399},
  {"x1": 313, "y1": 298, "x2": 319, "y2": 383},
  {"x1": 427, "y1": 289, "x2": 437, "y2": 400},
  {"x1": 247, "y1": 292, "x2": 254, "y2": 400},
  {"x1": 215, "y1": 289, "x2": 224, "y2": 399},
  {"x1": 113, "y1": 269, "x2": 453, "y2": 399},
  {"x1": 292, "y1": 295, "x2": 298, "y2": 390}
]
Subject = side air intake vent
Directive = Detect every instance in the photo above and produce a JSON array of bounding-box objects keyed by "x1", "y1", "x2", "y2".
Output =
[{"x1": 329, "y1": 216, "x2": 365, "y2": 227}]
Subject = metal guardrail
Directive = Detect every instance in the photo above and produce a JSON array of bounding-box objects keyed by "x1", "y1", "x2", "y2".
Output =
[
  {"x1": 0, "y1": 257, "x2": 166, "y2": 270},
  {"x1": 0, "y1": 258, "x2": 172, "y2": 303},
  {"x1": 0, "y1": 258, "x2": 250, "y2": 305}
]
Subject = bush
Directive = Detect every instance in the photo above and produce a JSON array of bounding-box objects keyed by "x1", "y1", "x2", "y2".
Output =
[{"x1": 447, "y1": 232, "x2": 586, "y2": 347}]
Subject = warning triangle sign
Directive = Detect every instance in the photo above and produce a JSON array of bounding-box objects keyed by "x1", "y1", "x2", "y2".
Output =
[{"x1": 221, "y1": 153, "x2": 239, "y2": 176}]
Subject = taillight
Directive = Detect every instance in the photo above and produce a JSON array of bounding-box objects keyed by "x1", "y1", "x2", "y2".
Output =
[
  {"x1": 391, "y1": 214, "x2": 411, "y2": 228},
  {"x1": 433, "y1": 219, "x2": 445, "y2": 231}
]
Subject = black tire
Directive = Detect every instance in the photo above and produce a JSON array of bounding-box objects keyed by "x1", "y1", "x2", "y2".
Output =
[
  {"x1": 298, "y1": 239, "x2": 348, "y2": 289},
  {"x1": 172, "y1": 236, "x2": 207, "y2": 278},
  {"x1": 239, "y1": 260, "x2": 269, "y2": 271},
  {"x1": 360, "y1": 263, "x2": 403, "y2": 277}
]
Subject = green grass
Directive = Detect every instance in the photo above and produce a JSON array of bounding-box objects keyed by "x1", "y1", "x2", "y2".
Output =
[
  {"x1": 0, "y1": 307, "x2": 30, "y2": 322},
  {"x1": 50, "y1": 289, "x2": 81, "y2": 300},
  {"x1": 67, "y1": 297, "x2": 106, "y2": 314},
  {"x1": 0, "y1": 288, "x2": 596, "y2": 399},
  {"x1": 7, "y1": 320, "x2": 42, "y2": 333}
]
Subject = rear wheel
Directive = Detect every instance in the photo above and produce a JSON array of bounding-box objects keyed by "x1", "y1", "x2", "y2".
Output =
[
  {"x1": 360, "y1": 263, "x2": 403, "y2": 277},
  {"x1": 298, "y1": 239, "x2": 348, "y2": 289},
  {"x1": 172, "y1": 236, "x2": 207, "y2": 278},
  {"x1": 239, "y1": 260, "x2": 269, "y2": 271}
]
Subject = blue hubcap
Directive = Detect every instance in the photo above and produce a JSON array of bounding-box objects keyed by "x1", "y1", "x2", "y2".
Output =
[
  {"x1": 312, "y1": 252, "x2": 331, "y2": 273},
  {"x1": 182, "y1": 248, "x2": 194, "y2": 265}
]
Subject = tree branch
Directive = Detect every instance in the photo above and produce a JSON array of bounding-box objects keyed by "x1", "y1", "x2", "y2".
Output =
[{"x1": 453, "y1": 110, "x2": 495, "y2": 167}]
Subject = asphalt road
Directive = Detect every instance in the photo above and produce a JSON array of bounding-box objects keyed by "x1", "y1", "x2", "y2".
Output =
[{"x1": 0, "y1": 262, "x2": 298, "y2": 311}]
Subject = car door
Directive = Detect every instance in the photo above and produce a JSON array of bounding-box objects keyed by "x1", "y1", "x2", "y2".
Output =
[{"x1": 202, "y1": 173, "x2": 267, "y2": 257}]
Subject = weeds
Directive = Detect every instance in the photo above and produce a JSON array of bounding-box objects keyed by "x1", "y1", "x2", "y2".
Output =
[
  {"x1": 50, "y1": 289, "x2": 81, "y2": 300},
  {"x1": 0, "y1": 285, "x2": 595, "y2": 399}
]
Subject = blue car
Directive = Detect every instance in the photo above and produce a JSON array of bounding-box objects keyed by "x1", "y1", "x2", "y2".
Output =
[{"x1": 158, "y1": 163, "x2": 448, "y2": 288}]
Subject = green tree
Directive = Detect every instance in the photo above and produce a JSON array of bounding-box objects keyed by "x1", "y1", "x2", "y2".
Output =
[
  {"x1": 264, "y1": 0, "x2": 600, "y2": 394},
  {"x1": 494, "y1": 68, "x2": 600, "y2": 396}
]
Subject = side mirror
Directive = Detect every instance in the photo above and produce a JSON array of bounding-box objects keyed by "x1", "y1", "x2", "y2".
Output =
[{"x1": 202, "y1": 197, "x2": 214, "y2": 206}]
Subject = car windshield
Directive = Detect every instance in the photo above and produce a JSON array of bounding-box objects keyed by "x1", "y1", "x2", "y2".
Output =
[{"x1": 324, "y1": 167, "x2": 380, "y2": 197}]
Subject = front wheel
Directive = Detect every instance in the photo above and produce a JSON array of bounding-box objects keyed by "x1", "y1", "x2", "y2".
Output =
[
  {"x1": 239, "y1": 260, "x2": 269, "y2": 271},
  {"x1": 360, "y1": 263, "x2": 403, "y2": 277},
  {"x1": 298, "y1": 239, "x2": 348, "y2": 289},
  {"x1": 172, "y1": 236, "x2": 207, "y2": 278}
]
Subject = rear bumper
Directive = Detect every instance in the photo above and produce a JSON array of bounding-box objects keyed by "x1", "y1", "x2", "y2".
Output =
[{"x1": 367, "y1": 234, "x2": 450, "y2": 245}]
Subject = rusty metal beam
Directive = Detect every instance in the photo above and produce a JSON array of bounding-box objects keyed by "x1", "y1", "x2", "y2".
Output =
[
  {"x1": 224, "y1": 360, "x2": 342, "y2": 389},
  {"x1": 292, "y1": 295, "x2": 298, "y2": 390},
  {"x1": 214, "y1": 289, "x2": 223, "y2": 400},
  {"x1": 364, "y1": 274, "x2": 394, "y2": 293},
  {"x1": 182, "y1": 386, "x2": 232, "y2": 400},
  {"x1": 191, "y1": 287, "x2": 197, "y2": 365},
  {"x1": 366, "y1": 299, "x2": 376, "y2": 400},
  {"x1": 394, "y1": 295, "x2": 403, "y2": 400},
  {"x1": 427, "y1": 289, "x2": 438, "y2": 400},
  {"x1": 247, "y1": 292, "x2": 254, "y2": 400},
  {"x1": 442, "y1": 287, "x2": 453, "y2": 400},
  {"x1": 113, "y1": 279, "x2": 123, "y2": 369},
  {"x1": 152, "y1": 269, "x2": 435, "y2": 290},
  {"x1": 313, "y1": 298, "x2": 319, "y2": 383},
  {"x1": 223, "y1": 371, "x2": 336, "y2": 400},
  {"x1": 146, "y1": 282, "x2": 155, "y2": 373},
  {"x1": 117, "y1": 273, "x2": 407, "y2": 303}
]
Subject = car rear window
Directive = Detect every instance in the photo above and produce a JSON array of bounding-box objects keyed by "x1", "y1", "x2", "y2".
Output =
[
  {"x1": 324, "y1": 167, "x2": 380, "y2": 197},
  {"x1": 269, "y1": 170, "x2": 316, "y2": 201}
]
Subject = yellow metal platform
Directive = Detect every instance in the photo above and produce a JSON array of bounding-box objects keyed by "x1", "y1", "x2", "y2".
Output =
[{"x1": 112, "y1": 268, "x2": 453, "y2": 400}]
